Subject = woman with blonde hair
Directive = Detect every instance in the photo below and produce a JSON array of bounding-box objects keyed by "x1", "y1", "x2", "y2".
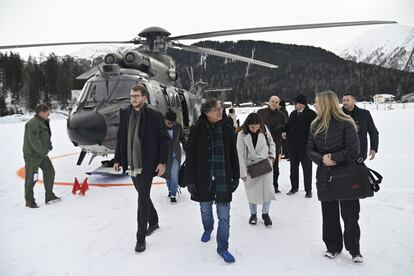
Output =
[
  {"x1": 237, "y1": 112, "x2": 276, "y2": 227},
  {"x1": 307, "y1": 91, "x2": 364, "y2": 263}
]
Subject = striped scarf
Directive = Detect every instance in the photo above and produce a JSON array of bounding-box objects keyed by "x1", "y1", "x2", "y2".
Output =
[{"x1": 208, "y1": 122, "x2": 227, "y2": 202}]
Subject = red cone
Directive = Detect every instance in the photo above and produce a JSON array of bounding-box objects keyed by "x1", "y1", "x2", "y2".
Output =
[
  {"x1": 79, "y1": 178, "x2": 89, "y2": 196},
  {"x1": 72, "y1": 178, "x2": 81, "y2": 195}
]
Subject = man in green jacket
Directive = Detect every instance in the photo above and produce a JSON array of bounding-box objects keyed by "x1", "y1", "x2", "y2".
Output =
[{"x1": 23, "y1": 104, "x2": 60, "y2": 208}]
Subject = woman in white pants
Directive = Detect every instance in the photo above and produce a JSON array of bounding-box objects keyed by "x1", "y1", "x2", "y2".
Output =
[{"x1": 237, "y1": 112, "x2": 276, "y2": 227}]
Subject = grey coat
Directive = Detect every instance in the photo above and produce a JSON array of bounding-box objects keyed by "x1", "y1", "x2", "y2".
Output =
[
  {"x1": 163, "y1": 123, "x2": 186, "y2": 179},
  {"x1": 237, "y1": 128, "x2": 276, "y2": 204}
]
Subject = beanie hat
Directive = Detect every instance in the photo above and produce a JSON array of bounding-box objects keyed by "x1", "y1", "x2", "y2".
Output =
[{"x1": 294, "y1": 94, "x2": 307, "y2": 105}]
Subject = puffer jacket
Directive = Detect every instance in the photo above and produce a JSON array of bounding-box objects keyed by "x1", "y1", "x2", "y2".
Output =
[{"x1": 307, "y1": 118, "x2": 360, "y2": 201}]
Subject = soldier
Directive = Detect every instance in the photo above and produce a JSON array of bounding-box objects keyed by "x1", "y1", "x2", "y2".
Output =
[{"x1": 23, "y1": 103, "x2": 60, "y2": 208}]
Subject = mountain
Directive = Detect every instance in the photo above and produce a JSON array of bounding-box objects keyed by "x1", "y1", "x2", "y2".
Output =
[
  {"x1": 2, "y1": 39, "x2": 414, "y2": 116},
  {"x1": 168, "y1": 40, "x2": 414, "y2": 103},
  {"x1": 69, "y1": 44, "x2": 139, "y2": 60},
  {"x1": 334, "y1": 25, "x2": 414, "y2": 72}
]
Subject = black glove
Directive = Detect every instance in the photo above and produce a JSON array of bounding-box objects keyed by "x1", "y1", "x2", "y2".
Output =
[
  {"x1": 231, "y1": 179, "x2": 239, "y2": 192},
  {"x1": 187, "y1": 184, "x2": 198, "y2": 197}
]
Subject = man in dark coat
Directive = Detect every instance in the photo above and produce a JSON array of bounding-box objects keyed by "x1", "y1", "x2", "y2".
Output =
[
  {"x1": 342, "y1": 93, "x2": 379, "y2": 161},
  {"x1": 163, "y1": 110, "x2": 187, "y2": 203},
  {"x1": 282, "y1": 95, "x2": 316, "y2": 198},
  {"x1": 257, "y1": 95, "x2": 287, "y2": 193},
  {"x1": 185, "y1": 99, "x2": 240, "y2": 263},
  {"x1": 278, "y1": 100, "x2": 290, "y2": 159},
  {"x1": 23, "y1": 104, "x2": 60, "y2": 208},
  {"x1": 114, "y1": 84, "x2": 169, "y2": 253}
]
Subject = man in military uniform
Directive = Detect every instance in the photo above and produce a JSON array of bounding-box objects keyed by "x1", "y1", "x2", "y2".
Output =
[{"x1": 23, "y1": 104, "x2": 60, "y2": 208}]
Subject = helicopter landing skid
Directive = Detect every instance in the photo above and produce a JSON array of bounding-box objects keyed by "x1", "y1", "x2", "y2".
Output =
[{"x1": 86, "y1": 165, "x2": 124, "y2": 177}]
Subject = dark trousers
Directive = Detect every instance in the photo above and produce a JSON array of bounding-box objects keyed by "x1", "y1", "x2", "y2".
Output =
[
  {"x1": 321, "y1": 200, "x2": 361, "y2": 255},
  {"x1": 281, "y1": 139, "x2": 289, "y2": 159},
  {"x1": 132, "y1": 175, "x2": 159, "y2": 243},
  {"x1": 289, "y1": 150, "x2": 312, "y2": 192},
  {"x1": 24, "y1": 156, "x2": 55, "y2": 203},
  {"x1": 272, "y1": 154, "x2": 279, "y2": 191}
]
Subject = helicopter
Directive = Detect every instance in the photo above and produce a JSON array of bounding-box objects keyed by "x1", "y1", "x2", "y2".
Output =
[{"x1": 0, "y1": 20, "x2": 396, "y2": 169}]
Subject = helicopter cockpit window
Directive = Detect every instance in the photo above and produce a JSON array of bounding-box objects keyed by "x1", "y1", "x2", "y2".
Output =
[
  {"x1": 78, "y1": 82, "x2": 91, "y2": 103},
  {"x1": 79, "y1": 80, "x2": 138, "y2": 104},
  {"x1": 79, "y1": 81, "x2": 109, "y2": 104},
  {"x1": 107, "y1": 80, "x2": 137, "y2": 102}
]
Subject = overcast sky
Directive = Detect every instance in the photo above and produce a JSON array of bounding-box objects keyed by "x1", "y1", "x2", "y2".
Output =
[{"x1": 0, "y1": 0, "x2": 413, "y2": 58}]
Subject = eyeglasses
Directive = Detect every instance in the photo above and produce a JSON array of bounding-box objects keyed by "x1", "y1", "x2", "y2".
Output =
[
  {"x1": 130, "y1": 94, "x2": 144, "y2": 99},
  {"x1": 210, "y1": 106, "x2": 223, "y2": 112}
]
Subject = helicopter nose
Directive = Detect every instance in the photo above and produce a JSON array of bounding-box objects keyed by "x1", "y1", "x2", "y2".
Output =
[{"x1": 67, "y1": 112, "x2": 107, "y2": 146}]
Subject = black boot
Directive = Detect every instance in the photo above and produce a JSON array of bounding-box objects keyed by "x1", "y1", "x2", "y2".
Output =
[
  {"x1": 146, "y1": 223, "x2": 160, "y2": 236},
  {"x1": 262, "y1": 213, "x2": 272, "y2": 227},
  {"x1": 135, "y1": 241, "x2": 146, "y2": 253},
  {"x1": 249, "y1": 214, "x2": 257, "y2": 225}
]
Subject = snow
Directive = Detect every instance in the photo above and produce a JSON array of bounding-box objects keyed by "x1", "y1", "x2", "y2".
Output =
[
  {"x1": 69, "y1": 44, "x2": 139, "y2": 60},
  {"x1": 1, "y1": 104, "x2": 413, "y2": 276},
  {"x1": 333, "y1": 24, "x2": 414, "y2": 72}
]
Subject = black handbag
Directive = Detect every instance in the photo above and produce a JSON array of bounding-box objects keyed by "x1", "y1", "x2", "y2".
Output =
[
  {"x1": 178, "y1": 161, "x2": 187, "y2": 188},
  {"x1": 247, "y1": 159, "x2": 273, "y2": 178},
  {"x1": 327, "y1": 159, "x2": 382, "y2": 200}
]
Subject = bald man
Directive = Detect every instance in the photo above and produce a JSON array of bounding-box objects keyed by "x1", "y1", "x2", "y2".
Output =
[{"x1": 257, "y1": 96, "x2": 288, "y2": 193}]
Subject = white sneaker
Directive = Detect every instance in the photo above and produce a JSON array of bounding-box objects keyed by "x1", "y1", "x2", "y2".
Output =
[
  {"x1": 352, "y1": 254, "x2": 364, "y2": 263},
  {"x1": 324, "y1": 251, "x2": 339, "y2": 259}
]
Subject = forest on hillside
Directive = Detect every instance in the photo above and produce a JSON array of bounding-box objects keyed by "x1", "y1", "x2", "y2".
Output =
[{"x1": 1, "y1": 40, "x2": 414, "y2": 116}]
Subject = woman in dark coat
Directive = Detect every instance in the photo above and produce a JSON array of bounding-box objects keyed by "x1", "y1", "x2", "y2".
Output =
[{"x1": 307, "y1": 91, "x2": 364, "y2": 263}]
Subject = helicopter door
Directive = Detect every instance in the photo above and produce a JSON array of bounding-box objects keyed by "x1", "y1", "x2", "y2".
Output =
[
  {"x1": 178, "y1": 91, "x2": 189, "y2": 128},
  {"x1": 165, "y1": 87, "x2": 184, "y2": 125}
]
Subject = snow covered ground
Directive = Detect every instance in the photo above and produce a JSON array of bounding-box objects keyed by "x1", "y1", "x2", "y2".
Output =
[{"x1": 0, "y1": 104, "x2": 413, "y2": 276}]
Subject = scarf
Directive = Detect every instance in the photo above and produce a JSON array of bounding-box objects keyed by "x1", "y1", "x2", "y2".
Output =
[
  {"x1": 208, "y1": 122, "x2": 227, "y2": 202},
  {"x1": 127, "y1": 108, "x2": 142, "y2": 176}
]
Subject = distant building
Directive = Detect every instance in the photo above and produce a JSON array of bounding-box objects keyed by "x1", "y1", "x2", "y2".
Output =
[
  {"x1": 373, "y1": 94, "x2": 395, "y2": 104},
  {"x1": 222, "y1": 101, "x2": 233, "y2": 108},
  {"x1": 238, "y1": 101, "x2": 255, "y2": 107},
  {"x1": 401, "y1": 92, "x2": 414, "y2": 103}
]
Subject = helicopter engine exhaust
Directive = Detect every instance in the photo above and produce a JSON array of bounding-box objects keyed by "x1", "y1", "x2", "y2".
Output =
[
  {"x1": 123, "y1": 51, "x2": 151, "y2": 72},
  {"x1": 104, "y1": 53, "x2": 123, "y2": 66}
]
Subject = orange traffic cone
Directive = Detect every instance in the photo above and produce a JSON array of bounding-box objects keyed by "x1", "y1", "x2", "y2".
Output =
[
  {"x1": 79, "y1": 178, "x2": 89, "y2": 196},
  {"x1": 72, "y1": 178, "x2": 81, "y2": 194}
]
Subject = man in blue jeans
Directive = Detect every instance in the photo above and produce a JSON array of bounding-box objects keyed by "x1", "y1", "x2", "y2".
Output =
[
  {"x1": 185, "y1": 100, "x2": 240, "y2": 263},
  {"x1": 163, "y1": 110, "x2": 187, "y2": 203}
]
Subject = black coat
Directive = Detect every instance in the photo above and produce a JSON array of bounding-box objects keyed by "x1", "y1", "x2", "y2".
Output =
[
  {"x1": 185, "y1": 115, "x2": 240, "y2": 203},
  {"x1": 114, "y1": 104, "x2": 169, "y2": 179},
  {"x1": 285, "y1": 105, "x2": 316, "y2": 152},
  {"x1": 307, "y1": 119, "x2": 360, "y2": 201},
  {"x1": 342, "y1": 105, "x2": 379, "y2": 160}
]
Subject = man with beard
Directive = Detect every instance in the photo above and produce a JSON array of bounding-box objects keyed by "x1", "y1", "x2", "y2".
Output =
[
  {"x1": 114, "y1": 84, "x2": 169, "y2": 253},
  {"x1": 342, "y1": 93, "x2": 379, "y2": 161}
]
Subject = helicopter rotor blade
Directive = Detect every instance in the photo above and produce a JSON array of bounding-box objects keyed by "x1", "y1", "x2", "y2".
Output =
[
  {"x1": 170, "y1": 20, "x2": 397, "y2": 41},
  {"x1": 172, "y1": 42, "x2": 278, "y2": 69},
  {"x1": 0, "y1": 40, "x2": 139, "y2": 50}
]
